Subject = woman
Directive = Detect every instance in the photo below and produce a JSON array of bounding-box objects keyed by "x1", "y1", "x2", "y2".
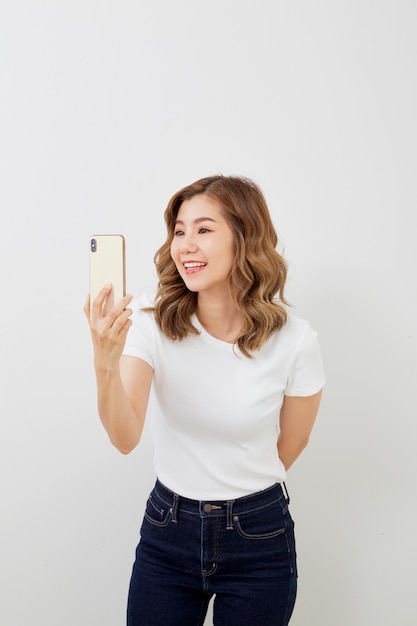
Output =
[{"x1": 85, "y1": 175, "x2": 325, "y2": 626}]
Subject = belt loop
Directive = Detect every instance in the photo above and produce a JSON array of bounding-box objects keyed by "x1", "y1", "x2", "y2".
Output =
[
  {"x1": 226, "y1": 500, "x2": 234, "y2": 530},
  {"x1": 170, "y1": 493, "x2": 179, "y2": 523},
  {"x1": 282, "y1": 482, "x2": 290, "y2": 504}
]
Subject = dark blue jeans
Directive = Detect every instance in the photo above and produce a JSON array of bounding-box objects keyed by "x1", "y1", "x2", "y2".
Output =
[{"x1": 127, "y1": 480, "x2": 297, "y2": 625}]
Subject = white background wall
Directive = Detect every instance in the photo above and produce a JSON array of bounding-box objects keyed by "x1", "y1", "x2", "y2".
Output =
[{"x1": 1, "y1": 1, "x2": 416, "y2": 625}]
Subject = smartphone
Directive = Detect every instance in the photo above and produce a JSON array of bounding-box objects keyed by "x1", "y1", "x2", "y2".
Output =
[{"x1": 89, "y1": 234, "x2": 126, "y2": 316}]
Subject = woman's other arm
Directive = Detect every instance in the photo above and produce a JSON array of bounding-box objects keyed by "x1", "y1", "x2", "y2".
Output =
[{"x1": 277, "y1": 390, "x2": 323, "y2": 470}]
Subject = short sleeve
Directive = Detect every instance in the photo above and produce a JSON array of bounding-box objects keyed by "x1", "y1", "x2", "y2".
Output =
[
  {"x1": 285, "y1": 324, "x2": 325, "y2": 396},
  {"x1": 122, "y1": 295, "x2": 156, "y2": 368}
]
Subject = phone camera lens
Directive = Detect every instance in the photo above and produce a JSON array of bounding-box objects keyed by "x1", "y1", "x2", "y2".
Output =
[{"x1": 91, "y1": 238, "x2": 97, "y2": 252}]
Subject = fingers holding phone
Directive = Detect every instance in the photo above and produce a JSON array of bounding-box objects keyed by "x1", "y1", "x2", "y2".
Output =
[{"x1": 86, "y1": 284, "x2": 132, "y2": 323}]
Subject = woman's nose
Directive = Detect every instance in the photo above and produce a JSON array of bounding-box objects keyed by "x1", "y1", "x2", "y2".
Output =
[{"x1": 180, "y1": 234, "x2": 198, "y2": 253}]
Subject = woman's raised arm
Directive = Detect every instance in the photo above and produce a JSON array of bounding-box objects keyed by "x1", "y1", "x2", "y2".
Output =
[{"x1": 84, "y1": 285, "x2": 153, "y2": 454}]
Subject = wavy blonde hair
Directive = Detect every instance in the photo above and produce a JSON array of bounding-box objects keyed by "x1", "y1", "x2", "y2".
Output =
[{"x1": 147, "y1": 175, "x2": 288, "y2": 358}]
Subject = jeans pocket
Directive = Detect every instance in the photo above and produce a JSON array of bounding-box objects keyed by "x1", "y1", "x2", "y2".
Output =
[
  {"x1": 233, "y1": 499, "x2": 290, "y2": 540},
  {"x1": 144, "y1": 492, "x2": 172, "y2": 527}
]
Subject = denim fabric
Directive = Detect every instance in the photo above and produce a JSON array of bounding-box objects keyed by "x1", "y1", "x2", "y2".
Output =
[{"x1": 127, "y1": 480, "x2": 297, "y2": 626}]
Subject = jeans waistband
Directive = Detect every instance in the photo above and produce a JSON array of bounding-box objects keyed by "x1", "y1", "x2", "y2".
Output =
[{"x1": 153, "y1": 479, "x2": 289, "y2": 526}]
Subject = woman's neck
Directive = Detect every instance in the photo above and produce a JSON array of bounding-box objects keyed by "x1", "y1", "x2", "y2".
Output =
[{"x1": 196, "y1": 294, "x2": 244, "y2": 343}]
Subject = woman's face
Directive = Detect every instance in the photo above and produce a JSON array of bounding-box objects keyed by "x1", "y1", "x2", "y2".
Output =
[{"x1": 170, "y1": 194, "x2": 235, "y2": 298}]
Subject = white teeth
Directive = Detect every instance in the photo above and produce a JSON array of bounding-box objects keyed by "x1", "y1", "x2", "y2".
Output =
[{"x1": 184, "y1": 262, "x2": 206, "y2": 268}]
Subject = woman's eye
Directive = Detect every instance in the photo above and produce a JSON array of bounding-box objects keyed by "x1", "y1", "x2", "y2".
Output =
[{"x1": 173, "y1": 227, "x2": 210, "y2": 236}]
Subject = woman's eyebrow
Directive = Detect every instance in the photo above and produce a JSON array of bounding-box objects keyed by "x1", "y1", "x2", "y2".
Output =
[{"x1": 174, "y1": 216, "x2": 217, "y2": 225}]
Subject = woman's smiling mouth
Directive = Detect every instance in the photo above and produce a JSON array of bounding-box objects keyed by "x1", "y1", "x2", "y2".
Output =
[{"x1": 183, "y1": 261, "x2": 207, "y2": 274}]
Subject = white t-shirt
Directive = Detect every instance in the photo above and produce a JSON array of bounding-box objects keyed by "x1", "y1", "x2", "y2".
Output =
[{"x1": 123, "y1": 294, "x2": 325, "y2": 500}]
